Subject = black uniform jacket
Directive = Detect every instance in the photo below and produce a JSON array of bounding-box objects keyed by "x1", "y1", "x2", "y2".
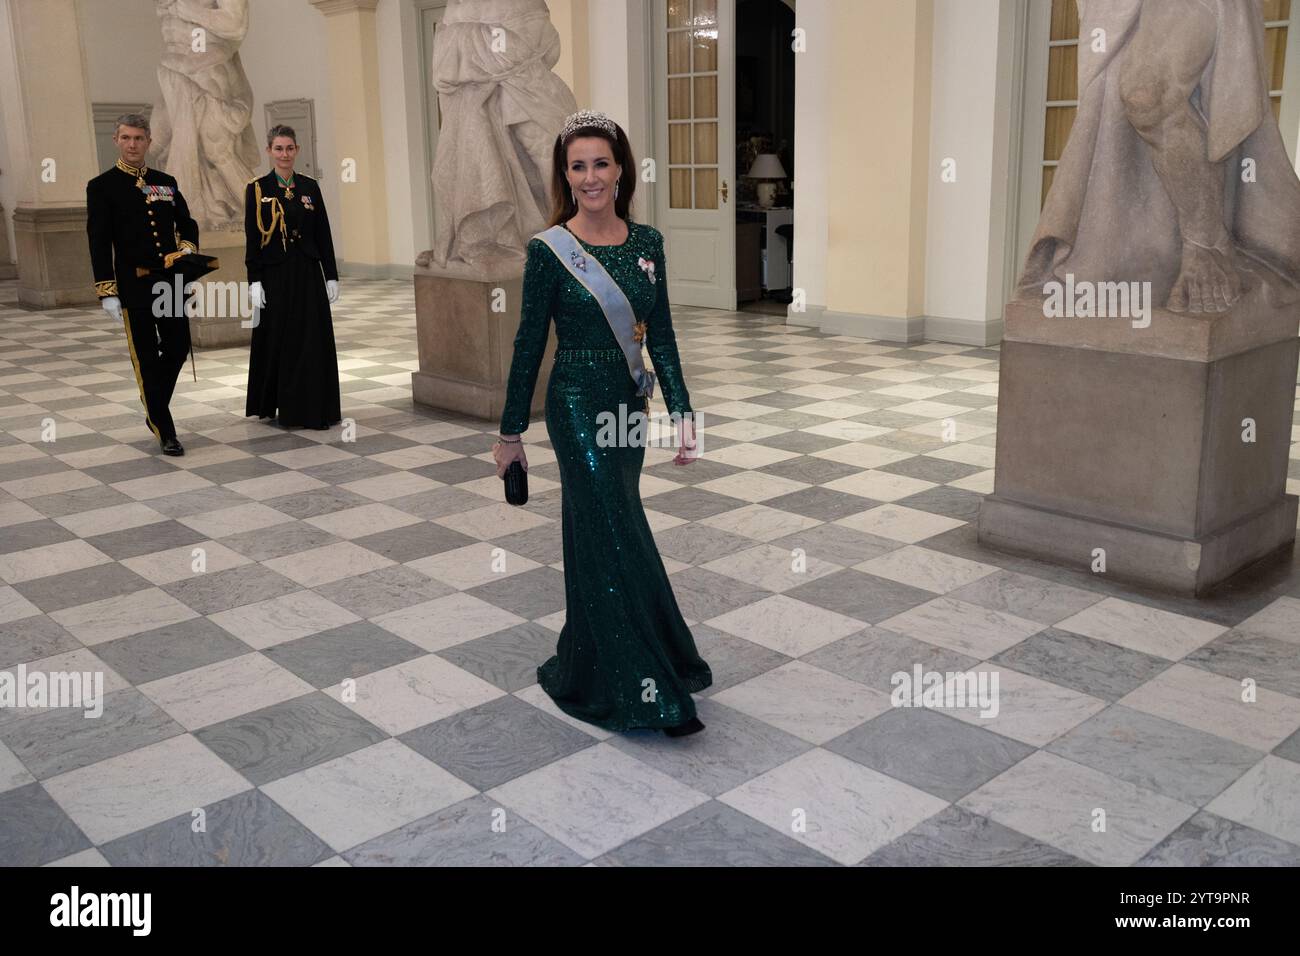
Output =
[
  {"x1": 86, "y1": 159, "x2": 200, "y2": 301},
  {"x1": 244, "y1": 171, "x2": 338, "y2": 284}
]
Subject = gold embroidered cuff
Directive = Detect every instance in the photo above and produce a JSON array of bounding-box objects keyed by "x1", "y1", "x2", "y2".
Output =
[
  {"x1": 95, "y1": 280, "x2": 118, "y2": 298},
  {"x1": 178, "y1": 240, "x2": 198, "y2": 254}
]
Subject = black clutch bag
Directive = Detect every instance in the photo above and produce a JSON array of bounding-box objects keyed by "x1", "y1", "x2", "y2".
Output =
[{"x1": 503, "y1": 459, "x2": 528, "y2": 506}]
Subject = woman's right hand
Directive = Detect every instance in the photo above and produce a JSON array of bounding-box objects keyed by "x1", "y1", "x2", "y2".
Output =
[{"x1": 493, "y1": 435, "x2": 528, "y2": 478}]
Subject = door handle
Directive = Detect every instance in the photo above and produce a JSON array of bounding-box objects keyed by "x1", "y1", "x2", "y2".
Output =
[{"x1": 720, "y1": 179, "x2": 729, "y2": 203}]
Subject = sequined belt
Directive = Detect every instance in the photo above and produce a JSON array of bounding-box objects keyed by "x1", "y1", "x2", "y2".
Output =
[{"x1": 553, "y1": 347, "x2": 626, "y2": 363}]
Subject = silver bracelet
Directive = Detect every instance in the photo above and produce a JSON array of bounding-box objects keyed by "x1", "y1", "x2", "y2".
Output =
[{"x1": 496, "y1": 436, "x2": 521, "y2": 443}]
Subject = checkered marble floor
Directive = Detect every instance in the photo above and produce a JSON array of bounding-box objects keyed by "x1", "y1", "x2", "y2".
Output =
[{"x1": 2, "y1": 276, "x2": 1300, "y2": 868}]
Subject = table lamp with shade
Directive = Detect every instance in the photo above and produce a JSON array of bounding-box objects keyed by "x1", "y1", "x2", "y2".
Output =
[{"x1": 746, "y1": 153, "x2": 787, "y2": 208}]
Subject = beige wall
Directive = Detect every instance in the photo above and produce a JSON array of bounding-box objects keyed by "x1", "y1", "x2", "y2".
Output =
[{"x1": 826, "y1": 0, "x2": 933, "y2": 324}]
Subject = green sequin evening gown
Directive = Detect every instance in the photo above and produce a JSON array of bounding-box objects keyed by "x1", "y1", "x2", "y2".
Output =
[{"x1": 499, "y1": 220, "x2": 713, "y2": 732}]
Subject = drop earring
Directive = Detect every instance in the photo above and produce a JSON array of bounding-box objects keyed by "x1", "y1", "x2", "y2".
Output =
[{"x1": 614, "y1": 181, "x2": 620, "y2": 200}]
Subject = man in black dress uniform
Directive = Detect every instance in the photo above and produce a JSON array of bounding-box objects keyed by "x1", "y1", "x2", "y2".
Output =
[{"x1": 86, "y1": 113, "x2": 199, "y2": 456}]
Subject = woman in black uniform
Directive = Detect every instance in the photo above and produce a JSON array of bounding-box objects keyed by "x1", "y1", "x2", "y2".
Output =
[{"x1": 244, "y1": 124, "x2": 342, "y2": 430}]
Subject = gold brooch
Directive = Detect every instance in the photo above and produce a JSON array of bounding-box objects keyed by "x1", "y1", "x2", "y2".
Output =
[{"x1": 632, "y1": 321, "x2": 647, "y2": 343}]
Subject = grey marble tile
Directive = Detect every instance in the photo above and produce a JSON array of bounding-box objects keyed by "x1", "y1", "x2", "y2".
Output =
[
  {"x1": 263, "y1": 621, "x2": 425, "y2": 687},
  {"x1": 894, "y1": 485, "x2": 985, "y2": 522},
  {"x1": 756, "y1": 455, "x2": 863, "y2": 487},
  {"x1": 593, "y1": 799, "x2": 837, "y2": 866},
  {"x1": 190, "y1": 457, "x2": 288, "y2": 485},
  {"x1": 437, "y1": 622, "x2": 561, "y2": 692},
  {"x1": 803, "y1": 626, "x2": 980, "y2": 696},
  {"x1": 143, "y1": 485, "x2": 253, "y2": 519},
  {"x1": 411, "y1": 458, "x2": 493, "y2": 486},
  {"x1": 864, "y1": 805, "x2": 1088, "y2": 866},
  {"x1": 13, "y1": 561, "x2": 151, "y2": 613},
  {"x1": 466, "y1": 567, "x2": 566, "y2": 620},
  {"x1": 879, "y1": 455, "x2": 984, "y2": 484},
  {"x1": 653, "y1": 521, "x2": 761, "y2": 566},
  {"x1": 691, "y1": 625, "x2": 790, "y2": 696},
  {"x1": 768, "y1": 522, "x2": 902, "y2": 568},
  {"x1": 666, "y1": 567, "x2": 774, "y2": 621},
  {"x1": 0, "y1": 518, "x2": 76, "y2": 554},
  {"x1": 24, "y1": 484, "x2": 134, "y2": 519},
  {"x1": 1136, "y1": 810, "x2": 1300, "y2": 866},
  {"x1": 262, "y1": 486, "x2": 371, "y2": 520},
  {"x1": 93, "y1": 617, "x2": 250, "y2": 685},
  {"x1": 398, "y1": 694, "x2": 593, "y2": 791},
  {"x1": 0, "y1": 782, "x2": 91, "y2": 866},
  {"x1": 84, "y1": 519, "x2": 207, "y2": 560},
  {"x1": 83, "y1": 457, "x2": 176, "y2": 484},
  {"x1": 828, "y1": 707, "x2": 1034, "y2": 802},
  {"x1": 991, "y1": 627, "x2": 1171, "y2": 702},
  {"x1": 218, "y1": 521, "x2": 342, "y2": 562},
  {"x1": 0, "y1": 687, "x2": 183, "y2": 779},
  {"x1": 161, "y1": 563, "x2": 302, "y2": 615},
  {"x1": 641, "y1": 457, "x2": 744, "y2": 488},
  {"x1": 948, "y1": 570, "x2": 1104, "y2": 625},
  {"x1": 785, "y1": 569, "x2": 932, "y2": 624},
  {"x1": 492, "y1": 521, "x2": 564, "y2": 563},
  {"x1": 761, "y1": 486, "x2": 880, "y2": 522},
  {"x1": 1184, "y1": 631, "x2": 1300, "y2": 698},
  {"x1": 751, "y1": 430, "x2": 846, "y2": 455},
  {"x1": 352, "y1": 522, "x2": 473, "y2": 563},
  {"x1": 1047, "y1": 705, "x2": 1265, "y2": 805},
  {"x1": 195, "y1": 691, "x2": 387, "y2": 786},
  {"x1": 99, "y1": 788, "x2": 334, "y2": 866},
  {"x1": 1276, "y1": 726, "x2": 1300, "y2": 764},
  {"x1": 642, "y1": 487, "x2": 750, "y2": 521},
  {"x1": 0, "y1": 615, "x2": 81, "y2": 668},
  {"x1": 609, "y1": 698, "x2": 811, "y2": 797},
  {"x1": 343, "y1": 793, "x2": 585, "y2": 866},
  {"x1": 385, "y1": 486, "x2": 497, "y2": 520},
  {"x1": 312, "y1": 564, "x2": 454, "y2": 618}
]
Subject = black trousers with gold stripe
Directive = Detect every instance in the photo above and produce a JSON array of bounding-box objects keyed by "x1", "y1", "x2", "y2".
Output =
[{"x1": 121, "y1": 284, "x2": 190, "y2": 443}]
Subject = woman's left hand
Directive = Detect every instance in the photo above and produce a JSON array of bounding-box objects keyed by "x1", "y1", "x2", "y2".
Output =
[
  {"x1": 326, "y1": 279, "x2": 339, "y2": 303},
  {"x1": 673, "y1": 413, "x2": 699, "y2": 465}
]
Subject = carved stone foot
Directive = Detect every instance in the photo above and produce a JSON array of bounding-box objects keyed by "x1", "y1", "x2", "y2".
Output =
[{"x1": 1167, "y1": 240, "x2": 1243, "y2": 314}]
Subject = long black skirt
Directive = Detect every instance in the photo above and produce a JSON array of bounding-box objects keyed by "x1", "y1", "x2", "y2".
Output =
[{"x1": 246, "y1": 251, "x2": 342, "y2": 429}]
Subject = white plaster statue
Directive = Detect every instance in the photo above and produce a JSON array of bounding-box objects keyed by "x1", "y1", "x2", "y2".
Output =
[
  {"x1": 148, "y1": 0, "x2": 260, "y2": 231},
  {"x1": 1020, "y1": 0, "x2": 1300, "y2": 314},
  {"x1": 416, "y1": 0, "x2": 578, "y2": 274}
]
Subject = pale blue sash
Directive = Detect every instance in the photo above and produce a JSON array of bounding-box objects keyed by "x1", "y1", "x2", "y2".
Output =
[{"x1": 535, "y1": 224, "x2": 655, "y2": 399}]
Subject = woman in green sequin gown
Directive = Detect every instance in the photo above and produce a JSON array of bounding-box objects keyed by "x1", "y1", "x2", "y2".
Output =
[{"x1": 494, "y1": 115, "x2": 711, "y2": 734}]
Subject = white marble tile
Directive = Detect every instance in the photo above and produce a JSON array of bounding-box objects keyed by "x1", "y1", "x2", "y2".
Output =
[
  {"x1": 0, "y1": 470, "x2": 100, "y2": 499},
  {"x1": 49, "y1": 587, "x2": 198, "y2": 645},
  {"x1": 224, "y1": 471, "x2": 328, "y2": 501},
  {"x1": 1205, "y1": 755, "x2": 1300, "y2": 846},
  {"x1": 943, "y1": 665, "x2": 1108, "y2": 747},
  {"x1": 718, "y1": 748, "x2": 947, "y2": 864},
  {"x1": 713, "y1": 660, "x2": 890, "y2": 744},
  {"x1": 178, "y1": 502, "x2": 295, "y2": 539},
  {"x1": 811, "y1": 442, "x2": 914, "y2": 469},
  {"x1": 702, "y1": 442, "x2": 801, "y2": 471},
  {"x1": 706, "y1": 593, "x2": 865, "y2": 656},
  {"x1": 304, "y1": 502, "x2": 424, "y2": 539},
  {"x1": 512, "y1": 684, "x2": 614, "y2": 740},
  {"x1": 1232, "y1": 596, "x2": 1300, "y2": 646},
  {"x1": 835, "y1": 504, "x2": 965, "y2": 544},
  {"x1": 261, "y1": 444, "x2": 358, "y2": 469},
  {"x1": 432, "y1": 502, "x2": 551, "y2": 540},
  {"x1": 372, "y1": 593, "x2": 525, "y2": 652},
  {"x1": 1056, "y1": 598, "x2": 1227, "y2": 661},
  {"x1": 112, "y1": 470, "x2": 214, "y2": 501},
  {"x1": 138, "y1": 652, "x2": 314, "y2": 731},
  {"x1": 0, "y1": 539, "x2": 112, "y2": 585},
  {"x1": 340, "y1": 471, "x2": 443, "y2": 502},
  {"x1": 42, "y1": 734, "x2": 251, "y2": 845},
  {"x1": 698, "y1": 503, "x2": 823, "y2": 542},
  {"x1": 947, "y1": 469, "x2": 995, "y2": 493},
  {"x1": 43, "y1": 848, "x2": 111, "y2": 867},
  {"x1": 695, "y1": 471, "x2": 810, "y2": 503},
  {"x1": 486, "y1": 743, "x2": 710, "y2": 859},
  {"x1": 208, "y1": 590, "x2": 360, "y2": 650},
  {"x1": 52, "y1": 443, "x2": 148, "y2": 469},
  {"x1": 1119, "y1": 664, "x2": 1300, "y2": 752},
  {"x1": 0, "y1": 740, "x2": 34, "y2": 792},
  {"x1": 0, "y1": 500, "x2": 44, "y2": 528},
  {"x1": 261, "y1": 739, "x2": 476, "y2": 852},
  {"x1": 0, "y1": 585, "x2": 40, "y2": 625},
  {"x1": 53, "y1": 502, "x2": 167, "y2": 537},
  {"x1": 856, "y1": 545, "x2": 998, "y2": 594},
  {"x1": 120, "y1": 540, "x2": 251, "y2": 585},
  {"x1": 327, "y1": 653, "x2": 504, "y2": 735},
  {"x1": 405, "y1": 542, "x2": 540, "y2": 590},
  {"x1": 958, "y1": 750, "x2": 1196, "y2": 866},
  {"x1": 701, "y1": 543, "x2": 841, "y2": 593},
  {"x1": 262, "y1": 541, "x2": 395, "y2": 587},
  {"x1": 879, "y1": 597, "x2": 1043, "y2": 658}
]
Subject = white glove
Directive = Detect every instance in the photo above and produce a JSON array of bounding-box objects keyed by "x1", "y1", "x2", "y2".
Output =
[
  {"x1": 249, "y1": 281, "x2": 266, "y2": 310},
  {"x1": 101, "y1": 296, "x2": 122, "y2": 322},
  {"x1": 326, "y1": 279, "x2": 339, "y2": 304}
]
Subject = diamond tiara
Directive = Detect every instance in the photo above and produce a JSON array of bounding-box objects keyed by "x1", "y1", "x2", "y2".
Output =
[{"x1": 560, "y1": 109, "x2": 618, "y2": 142}]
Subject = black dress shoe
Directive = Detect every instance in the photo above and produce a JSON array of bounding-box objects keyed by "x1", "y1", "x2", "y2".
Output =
[
  {"x1": 160, "y1": 437, "x2": 185, "y2": 456},
  {"x1": 663, "y1": 716, "x2": 705, "y2": 737}
]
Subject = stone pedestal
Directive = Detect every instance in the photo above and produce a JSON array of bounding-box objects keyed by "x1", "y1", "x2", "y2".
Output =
[
  {"x1": 0, "y1": 204, "x2": 16, "y2": 280},
  {"x1": 411, "y1": 267, "x2": 554, "y2": 423},
  {"x1": 978, "y1": 289, "x2": 1299, "y2": 595},
  {"x1": 12, "y1": 206, "x2": 95, "y2": 307},
  {"x1": 187, "y1": 230, "x2": 252, "y2": 348}
]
